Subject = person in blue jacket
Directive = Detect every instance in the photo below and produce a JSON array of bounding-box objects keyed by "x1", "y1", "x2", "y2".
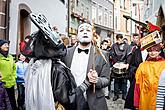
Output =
[{"x1": 16, "y1": 53, "x2": 28, "y2": 110}]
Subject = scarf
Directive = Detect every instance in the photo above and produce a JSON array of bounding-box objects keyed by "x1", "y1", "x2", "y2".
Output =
[
  {"x1": 25, "y1": 58, "x2": 55, "y2": 110},
  {"x1": 147, "y1": 55, "x2": 164, "y2": 61},
  {"x1": 0, "y1": 50, "x2": 8, "y2": 58}
]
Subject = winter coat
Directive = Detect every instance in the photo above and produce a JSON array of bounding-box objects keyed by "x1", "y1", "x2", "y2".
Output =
[
  {"x1": 0, "y1": 54, "x2": 16, "y2": 88},
  {"x1": 0, "y1": 82, "x2": 12, "y2": 110},
  {"x1": 16, "y1": 61, "x2": 28, "y2": 83}
]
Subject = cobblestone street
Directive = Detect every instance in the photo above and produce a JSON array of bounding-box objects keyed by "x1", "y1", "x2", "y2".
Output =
[
  {"x1": 106, "y1": 95, "x2": 127, "y2": 110},
  {"x1": 106, "y1": 80, "x2": 130, "y2": 110}
]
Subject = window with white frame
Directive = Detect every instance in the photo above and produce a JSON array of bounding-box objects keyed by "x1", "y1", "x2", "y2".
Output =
[
  {"x1": 120, "y1": 0, "x2": 125, "y2": 8},
  {"x1": 107, "y1": 12, "x2": 110, "y2": 27},
  {"x1": 98, "y1": 8, "x2": 103, "y2": 25},
  {"x1": 86, "y1": 7, "x2": 89, "y2": 19},
  {"x1": 92, "y1": 6, "x2": 97, "y2": 23},
  {"x1": 109, "y1": 14, "x2": 113, "y2": 29},
  {"x1": 126, "y1": 19, "x2": 130, "y2": 32},
  {"x1": 104, "y1": 12, "x2": 108, "y2": 27},
  {"x1": 109, "y1": 11, "x2": 113, "y2": 29},
  {"x1": 115, "y1": 15, "x2": 117, "y2": 30},
  {"x1": 81, "y1": 3, "x2": 84, "y2": 17}
]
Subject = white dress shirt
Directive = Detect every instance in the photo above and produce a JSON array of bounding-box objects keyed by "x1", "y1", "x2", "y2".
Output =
[
  {"x1": 141, "y1": 49, "x2": 148, "y2": 62},
  {"x1": 70, "y1": 44, "x2": 91, "y2": 86}
]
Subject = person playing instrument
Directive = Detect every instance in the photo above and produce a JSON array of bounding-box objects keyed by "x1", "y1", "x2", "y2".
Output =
[
  {"x1": 110, "y1": 34, "x2": 130, "y2": 101},
  {"x1": 134, "y1": 43, "x2": 165, "y2": 110},
  {"x1": 63, "y1": 22, "x2": 110, "y2": 110}
]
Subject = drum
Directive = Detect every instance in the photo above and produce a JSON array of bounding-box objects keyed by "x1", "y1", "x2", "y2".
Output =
[{"x1": 111, "y1": 62, "x2": 129, "y2": 78}]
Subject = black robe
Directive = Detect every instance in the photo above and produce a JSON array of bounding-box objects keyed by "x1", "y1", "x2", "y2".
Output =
[{"x1": 124, "y1": 47, "x2": 143, "y2": 109}]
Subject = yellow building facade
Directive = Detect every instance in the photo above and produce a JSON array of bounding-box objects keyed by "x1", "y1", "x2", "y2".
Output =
[{"x1": 114, "y1": 0, "x2": 131, "y2": 43}]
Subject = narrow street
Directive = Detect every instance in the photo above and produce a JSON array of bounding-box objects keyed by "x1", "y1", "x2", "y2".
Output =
[
  {"x1": 106, "y1": 80, "x2": 130, "y2": 110},
  {"x1": 0, "y1": 0, "x2": 165, "y2": 110},
  {"x1": 106, "y1": 95, "x2": 127, "y2": 110}
]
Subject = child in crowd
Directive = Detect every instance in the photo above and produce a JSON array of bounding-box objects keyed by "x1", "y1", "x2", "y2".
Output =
[{"x1": 16, "y1": 54, "x2": 28, "y2": 110}]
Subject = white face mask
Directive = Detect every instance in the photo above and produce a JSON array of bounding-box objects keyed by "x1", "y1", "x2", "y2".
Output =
[{"x1": 77, "y1": 23, "x2": 93, "y2": 43}]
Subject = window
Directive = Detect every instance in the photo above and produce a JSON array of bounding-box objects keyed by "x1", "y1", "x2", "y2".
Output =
[
  {"x1": 81, "y1": 4, "x2": 84, "y2": 17},
  {"x1": 71, "y1": 0, "x2": 75, "y2": 12},
  {"x1": 115, "y1": 16, "x2": 117, "y2": 30},
  {"x1": 76, "y1": 0, "x2": 79, "y2": 6},
  {"x1": 146, "y1": 0, "x2": 149, "y2": 6},
  {"x1": 104, "y1": 12, "x2": 108, "y2": 27},
  {"x1": 120, "y1": 0, "x2": 125, "y2": 8},
  {"x1": 86, "y1": 7, "x2": 89, "y2": 19},
  {"x1": 92, "y1": 6, "x2": 97, "y2": 23},
  {"x1": 98, "y1": 9, "x2": 103, "y2": 25},
  {"x1": 126, "y1": 19, "x2": 129, "y2": 32},
  {"x1": 109, "y1": 14, "x2": 113, "y2": 28},
  {"x1": 135, "y1": 5, "x2": 137, "y2": 16}
]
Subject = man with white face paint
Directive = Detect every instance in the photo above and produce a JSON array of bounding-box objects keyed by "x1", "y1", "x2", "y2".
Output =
[
  {"x1": 77, "y1": 23, "x2": 93, "y2": 44},
  {"x1": 63, "y1": 23, "x2": 110, "y2": 110}
]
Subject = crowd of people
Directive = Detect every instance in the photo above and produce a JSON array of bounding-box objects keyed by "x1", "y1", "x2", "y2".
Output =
[{"x1": 0, "y1": 20, "x2": 165, "y2": 110}]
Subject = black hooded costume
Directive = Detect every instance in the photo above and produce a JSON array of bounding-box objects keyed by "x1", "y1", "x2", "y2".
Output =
[{"x1": 21, "y1": 13, "x2": 77, "y2": 110}]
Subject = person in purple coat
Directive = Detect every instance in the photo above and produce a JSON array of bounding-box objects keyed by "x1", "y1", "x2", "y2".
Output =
[{"x1": 0, "y1": 72, "x2": 12, "y2": 110}]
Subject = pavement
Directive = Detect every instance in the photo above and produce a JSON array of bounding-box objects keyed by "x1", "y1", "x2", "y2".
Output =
[
  {"x1": 106, "y1": 79, "x2": 131, "y2": 110},
  {"x1": 15, "y1": 79, "x2": 131, "y2": 110},
  {"x1": 106, "y1": 93, "x2": 129, "y2": 110}
]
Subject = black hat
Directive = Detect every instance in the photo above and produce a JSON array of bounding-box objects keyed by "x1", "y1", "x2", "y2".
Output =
[{"x1": 0, "y1": 39, "x2": 9, "y2": 46}]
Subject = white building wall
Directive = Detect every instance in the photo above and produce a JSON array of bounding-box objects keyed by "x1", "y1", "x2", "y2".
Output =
[
  {"x1": 9, "y1": 0, "x2": 67, "y2": 54},
  {"x1": 143, "y1": 0, "x2": 165, "y2": 24}
]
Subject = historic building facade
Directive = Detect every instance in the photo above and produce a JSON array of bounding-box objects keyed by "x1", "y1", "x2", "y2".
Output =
[
  {"x1": 142, "y1": 0, "x2": 165, "y2": 27},
  {"x1": 113, "y1": 0, "x2": 131, "y2": 42},
  {"x1": 91, "y1": 0, "x2": 114, "y2": 41},
  {"x1": 0, "y1": 0, "x2": 67, "y2": 55},
  {"x1": 68, "y1": 0, "x2": 92, "y2": 37}
]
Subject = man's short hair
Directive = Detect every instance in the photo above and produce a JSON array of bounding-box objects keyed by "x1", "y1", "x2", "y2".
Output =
[
  {"x1": 116, "y1": 34, "x2": 123, "y2": 40},
  {"x1": 101, "y1": 40, "x2": 108, "y2": 45},
  {"x1": 133, "y1": 33, "x2": 139, "y2": 37}
]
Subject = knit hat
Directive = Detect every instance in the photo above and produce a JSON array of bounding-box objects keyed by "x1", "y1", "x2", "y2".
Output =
[{"x1": 0, "y1": 39, "x2": 9, "y2": 46}]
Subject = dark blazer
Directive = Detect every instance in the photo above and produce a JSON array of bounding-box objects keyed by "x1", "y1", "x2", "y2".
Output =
[
  {"x1": 63, "y1": 45, "x2": 110, "y2": 110},
  {"x1": 124, "y1": 47, "x2": 143, "y2": 109}
]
